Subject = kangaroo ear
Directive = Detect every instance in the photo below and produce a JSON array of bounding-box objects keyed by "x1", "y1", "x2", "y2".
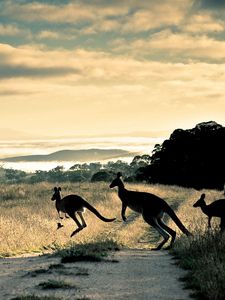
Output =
[
  {"x1": 58, "y1": 187, "x2": 61, "y2": 191},
  {"x1": 117, "y1": 172, "x2": 122, "y2": 178},
  {"x1": 54, "y1": 187, "x2": 57, "y2": 191},
  {"x1": 201, "y1": 193, "x2": 205, "y2": 199}
]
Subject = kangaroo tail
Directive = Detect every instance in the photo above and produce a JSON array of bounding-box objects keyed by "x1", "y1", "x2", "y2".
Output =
[
  {"x1": 165, "y1": 204, "x2": 192, "y2": 236},
  {"x1": 83, "y1": 200, "x2": 116, "y2": 222}
]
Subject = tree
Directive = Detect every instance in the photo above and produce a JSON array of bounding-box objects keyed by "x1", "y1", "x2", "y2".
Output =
[
  {"x1": 91, "y1": 171, "x2": 114, "y2": 182},
  {"x1": 139, "y1": 121, "x2": 225, "y2": 189}
]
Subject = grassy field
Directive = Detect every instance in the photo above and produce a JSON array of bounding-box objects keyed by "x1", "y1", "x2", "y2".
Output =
[
  {"x1": 1, "y1": 181, "x2": 225, "y2": 299},
  {"x1": 0, "y1": 181, "x2": 193, "y2": 256}
]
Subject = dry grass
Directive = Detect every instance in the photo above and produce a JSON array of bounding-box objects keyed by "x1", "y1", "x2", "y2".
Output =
[
  {"x1": 0, "y1": 181, "x2": 193, "y2": 256},
  {"x1": 169, "y1": 188, "x2": 225, "y2": 300}
]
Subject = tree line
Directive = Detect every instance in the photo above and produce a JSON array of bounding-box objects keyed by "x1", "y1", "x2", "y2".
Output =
[
  {"x1": 1, "y1": 121, "x2": 225, "y2": 190},
  {"x1": 0, "y1": 156, "x2": 151, "y2": 185}
]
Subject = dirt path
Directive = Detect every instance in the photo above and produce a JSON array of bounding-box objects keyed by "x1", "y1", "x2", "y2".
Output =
[{"x1": 0, "y1": 249, "x2": 192, "y2": 300}]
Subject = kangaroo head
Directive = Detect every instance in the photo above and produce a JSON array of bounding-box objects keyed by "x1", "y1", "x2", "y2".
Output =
[
  {"x1": 109, "y1": 172, "x2": 123, "y2": 188},
  {"x1": 193, "y1": 193, "x2": 205, "y2": 207},
  {"x1": 51, "y1": 187, "x2": 61, "y2": 201}
]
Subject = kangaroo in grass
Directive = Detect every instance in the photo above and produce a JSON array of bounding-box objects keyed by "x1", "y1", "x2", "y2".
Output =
[
  {"x1": 52, "y1": 187, "x2": 69, "y2": 220},
  {"x1": 193, "y1": 193, "x2": 225, "y2": 231},
  {"x1": 109, "y1": 173, "x2": 192, "y2": 250},
  {"x1": 51, "y1": 187, "x2": 116, "y2": 237}
]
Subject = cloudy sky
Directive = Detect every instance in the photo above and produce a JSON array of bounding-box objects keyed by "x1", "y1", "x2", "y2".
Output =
[{"x1": 0, "y1": 0, "x2": 225, "y2": 138}]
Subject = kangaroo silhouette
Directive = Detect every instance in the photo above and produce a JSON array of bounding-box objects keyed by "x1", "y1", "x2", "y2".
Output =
[
  {"x1": 109, "y1": 172, "x2": 191, "y2": 250},
  {"x1": 193, "y1": 193, "x2": 225, "y2": 231},
  {"x1": 51, "y1": 187, "x2": 116, "y2": 237}
]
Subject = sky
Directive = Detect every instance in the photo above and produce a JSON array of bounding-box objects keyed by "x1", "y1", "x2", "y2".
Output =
[{"x1": 0, "y1": 0, "x2": 225, "y2": 138}]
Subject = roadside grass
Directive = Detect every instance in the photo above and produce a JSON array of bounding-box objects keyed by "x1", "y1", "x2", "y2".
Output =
[
  {"x1": 168, "y1": 189, "x2": 225, "y2": 300},
  {"x1": 173, "y1": 230, "x2": 225, "y2": 300}
]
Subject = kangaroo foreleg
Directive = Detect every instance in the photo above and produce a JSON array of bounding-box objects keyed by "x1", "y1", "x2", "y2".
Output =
[
  {"x1": 208, "y1": 216, "x2": 212, "y2": 228},
  {"x1": 58, "y1": 211, "x2": 64, "y2": 219},
  {"x1": 121, "y1": 203, "x2": 127, "y2": 221}
]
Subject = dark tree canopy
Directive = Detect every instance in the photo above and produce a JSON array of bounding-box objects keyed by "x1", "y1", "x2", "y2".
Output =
[{"x1": 140, "y1": 121, "x2": 225, "y2": 189}]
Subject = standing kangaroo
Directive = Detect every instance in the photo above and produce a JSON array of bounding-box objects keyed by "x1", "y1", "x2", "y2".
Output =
[
  {"x1": 193, "y1": 193, "x2": 225, "y2": 231},
  {"x1": 51, "y1": 187, "x2": 116, "y2": 237},
  {"x1": 109, "y1": 173, "x2": 191, "y2": 250}
]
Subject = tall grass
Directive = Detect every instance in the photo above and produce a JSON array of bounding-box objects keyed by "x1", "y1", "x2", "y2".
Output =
[
  {"x1": 0, "y1": 181, "x2": 190, "y2": 256},
  {"x1": 168, "y1": 189, "x2": 225, "y2": 300}
]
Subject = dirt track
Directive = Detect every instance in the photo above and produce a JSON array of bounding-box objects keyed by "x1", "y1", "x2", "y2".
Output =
[{"x1": 0, "y1": 249, "x2": 192, "y2": 300}]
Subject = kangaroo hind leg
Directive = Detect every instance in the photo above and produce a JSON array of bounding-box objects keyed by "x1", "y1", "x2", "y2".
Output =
[
  {"x1": 77, "y1": 211, "x2": 87, "y2": 229},
  {"x1": 157, "y1": 218, "x2": 176, "y2": 249},
  {"x1": 143, "y1": 214, "x2": 170, "y2": 250},
  {"x1": 66, "y1": 210, "x2": 84, "y2": 237}
]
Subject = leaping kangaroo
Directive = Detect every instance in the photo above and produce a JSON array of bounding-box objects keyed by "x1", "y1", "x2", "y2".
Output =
[
  {"x1": 193, "y1": 193, "x2": 225, "y2": 231},
  {"x1": 51, "y1": 187, "x2": 116, "y2": 237},
  {"x1": 109, "y1": 173, "x2": 191, "y2": 250}
]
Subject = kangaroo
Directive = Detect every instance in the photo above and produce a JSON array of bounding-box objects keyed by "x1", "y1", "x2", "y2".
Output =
[
  {"x1": 51, "y1": 187, "x2": 116, "y2": 237},
  {"x1": 109, "y1": 173, "x2": 191, "y2": 250},
  {"x1": 52, "y1": 187, "x2": 69, "y2": 220},
  {"x1": 193, "y1": 193, "x2": 225, "y2": 231}
]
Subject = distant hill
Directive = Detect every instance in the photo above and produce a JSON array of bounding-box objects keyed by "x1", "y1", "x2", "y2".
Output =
[{"x1": 0, "y1": 149, "x2": 133, "y2": 162}]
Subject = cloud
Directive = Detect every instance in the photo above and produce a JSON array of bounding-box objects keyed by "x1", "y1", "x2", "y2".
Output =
[
  {"x1": 183, "y1": 14, "x2": 224, "y2": 33},
  {"x1": 0, "y1": 24, "x2": 28, "y2": 36},
  {"x1": 0, "y1": 88, "x2": 36, "y2": 96},
  {"x1": 0, "y1": 64, "x2": 77, "y2": 79},
  {"x1": 1, "y1": 42, "x2": 225, "y2": 90},
  {"x1": 0, "y1": 39, "x2": 224, "y2": 136},
  {"x1": 0, "y1": 43, "x2": 80, "y2": 79},
  {"x1": 0, "y1": 0, "x2": 190, "y2": 34},
  {"x1": 3, "y1": 0, "x2": 224, "y2": 46},
  {"x1": 0, "y1": 1, "x2": 129, "y2": 23},
  {"x1": 36, "y1": 30, "x2": 77, "y2": 40},
  {"x1": 77, "y1": 1, "x2": 190, "y2": 34},
  {"x1": 37, "y1": 31, "x2": 63, "y2": 40},
  {"x1": 113, "y1": 30, "x2": 225, "y2": 61},
  {"x1": 122, "y1": 2, "x2": 189, "y2": 33},
  {"x1": 1, "y1": 0, "x2": 225, "y2": 137}
]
